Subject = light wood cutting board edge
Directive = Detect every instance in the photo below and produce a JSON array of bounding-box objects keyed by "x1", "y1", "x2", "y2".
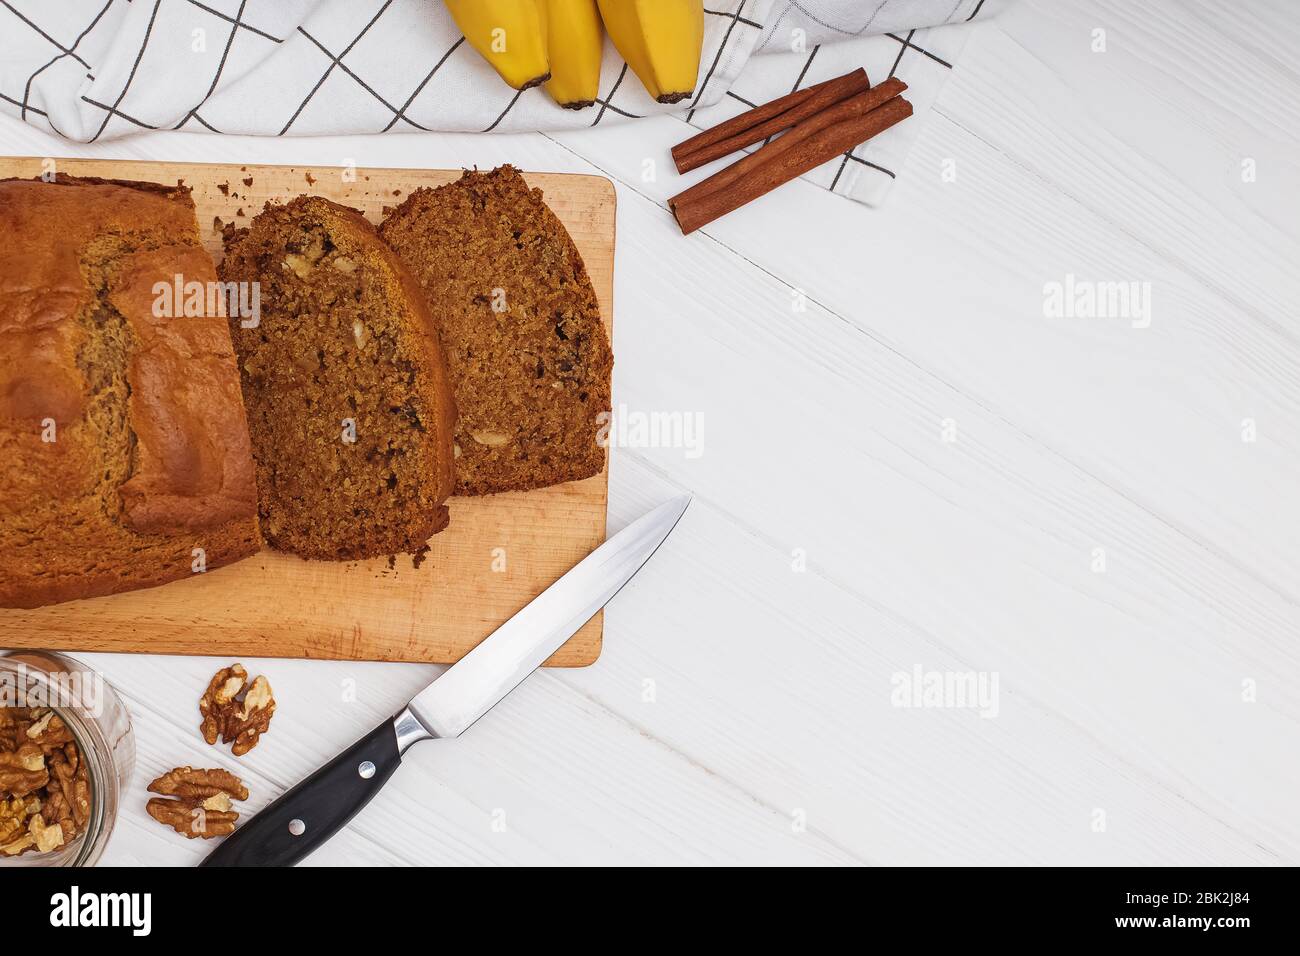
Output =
[{"x1": 0, "y1": 157, "x2": 616, "y2": 667}]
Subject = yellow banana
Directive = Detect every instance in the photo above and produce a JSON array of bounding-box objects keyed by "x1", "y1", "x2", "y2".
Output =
[
  {"x1": 445, "y1": 0, "x2": 550, "y2": 91},
  {"x1": 596, "y1": 0, "x2": 703, "y2": 104},
  {"x1": 544, "y1": 0, "x2": 603, "y2": 109}
]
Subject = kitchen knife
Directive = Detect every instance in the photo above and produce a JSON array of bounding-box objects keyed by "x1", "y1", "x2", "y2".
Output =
[{"x1": 200, "y1": 494, "x2": 691, "y2": 867}]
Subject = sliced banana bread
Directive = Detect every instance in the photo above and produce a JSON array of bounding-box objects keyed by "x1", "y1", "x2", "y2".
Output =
[
  {"x1": 379, "y1": 166, "x2": 612, "y2": 496},
  {"x1": 0, "y1": 175, "x2": 260, "y2": 609},
  {"x1": 219, "y1": 196, "x2": 456, "y2": 561}
]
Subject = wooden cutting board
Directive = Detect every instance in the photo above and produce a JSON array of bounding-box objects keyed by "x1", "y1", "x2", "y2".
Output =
[{"x1": 0, "y1": 156, "x2": 615, "y2": 667}]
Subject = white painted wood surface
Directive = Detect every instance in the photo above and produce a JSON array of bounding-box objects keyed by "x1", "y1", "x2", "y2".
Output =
[{"x1": 3, "y1": 0, "x2": 1296, "y2": 866}]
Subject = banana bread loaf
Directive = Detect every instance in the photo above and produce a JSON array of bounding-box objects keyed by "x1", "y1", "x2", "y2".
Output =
[
  {"x1": 0, "y1": 175, "x2": 260, "y2": 609},
  {"x1": 379, "y1": 166, "x2": 612, "y2": 496},
  {"x1": 219, "y1": 196, "x2": 457, "y2": 560}
]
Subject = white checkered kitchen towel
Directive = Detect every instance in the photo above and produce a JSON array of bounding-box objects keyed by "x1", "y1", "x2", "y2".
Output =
[{"x1": 0, "y1": 0, "x2": 1009, "y2": 205}]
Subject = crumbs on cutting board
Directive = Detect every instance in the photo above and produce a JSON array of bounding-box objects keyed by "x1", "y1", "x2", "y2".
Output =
[
  {"x1": 213, "y1": 215, "x2": 223, "y2": 233},
  {"x1": 379, "y1": 550, "x2": 430, "y2": 572},
  {"x1": 217, "y1": 181, "x2": 229, "y2": 196},
  {"x1": 242, "y1": 176, "x2": 253, "y2": 187}
]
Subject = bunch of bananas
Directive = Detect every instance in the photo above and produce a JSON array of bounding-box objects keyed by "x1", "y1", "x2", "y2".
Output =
[{"x1": 443, "y1": 0, "x2": 704, "y2": 109}]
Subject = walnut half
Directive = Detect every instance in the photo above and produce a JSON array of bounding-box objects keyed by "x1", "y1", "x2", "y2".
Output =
[
  {"x1": 45, "y1": 743, "x2": 91, "y2": 840},
  {"x1": 26, "y1": 710, "x2": 75, "y2": 750},
  {"x1": 0, "y1": 795, "x2": 37, "y2": 847},
  {"x1": 199, "y1": 664, "x2": 275, "y2": 756},
  {"x1": 146, "y1": 767, "x2": 248, "y2": 839},
  {"x1": 0, "y1": 744, "x2": 48, "y2": 798}
]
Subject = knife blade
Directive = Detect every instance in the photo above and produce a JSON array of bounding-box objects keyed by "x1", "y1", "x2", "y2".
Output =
[{"x1": 200, "y1": 494, "x2": 691, "y2": 867}]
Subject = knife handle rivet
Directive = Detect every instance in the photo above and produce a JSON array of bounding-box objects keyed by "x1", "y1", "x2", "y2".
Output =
[
  {"x1": 358, "y1": 760, "x2": 376, "y2": 779},
  {"x1": 288, "y1": 819, "x2": 306, "y2": 837}
]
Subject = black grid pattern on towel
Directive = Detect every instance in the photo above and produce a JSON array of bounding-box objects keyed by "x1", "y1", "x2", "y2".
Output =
[
  {"x1": 2, "y1": 1, "x2": 782, "y2": 140},
  {"x1": 825, "y1": 26, "x2": 955, "y2": 188},
  {"x1": 0, "y1": 0, "x2": 994, "y2": 200},
  {"x1": 2, "y1": 0, "x2": 113, "y2": 138},
  {"x1": 688, "y1": 0, "x2": 988, "y2": 199},
  {"x1": 0, "y1": 0, "x2": 294, "y2": 140}
]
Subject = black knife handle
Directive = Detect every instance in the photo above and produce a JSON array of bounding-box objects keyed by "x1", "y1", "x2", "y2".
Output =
[{"x1": 200, "y1": 715, "x2": 404, "y2": 867}]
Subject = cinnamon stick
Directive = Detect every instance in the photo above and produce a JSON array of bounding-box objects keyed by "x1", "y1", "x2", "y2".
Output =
[
  {"x1": 670, "y1": 92, "x2": 912, "y2": 235},
  {"x1": 672, "y1": 68, "x2": 871, "y2": 174},
  {"x1": 671, "y1": 80, "x2": 832, "y2": 170},
  {"x1": 671, "y1": 78, "x2": 907, "y2": 216}
]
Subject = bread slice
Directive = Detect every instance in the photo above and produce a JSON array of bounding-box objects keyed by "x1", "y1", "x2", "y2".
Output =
[
  {"x1": 219, "y1": 196, "x2": 456, "y2": 561},
  {"x1": 0, "y1": 175, "x2": 260, "y2": 609},
  {"x1": 379, "y1": 166, "x2": 612, "y2": 496}
]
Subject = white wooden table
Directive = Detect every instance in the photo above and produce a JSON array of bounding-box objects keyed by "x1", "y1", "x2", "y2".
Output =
[{"x1": 4, "y1": 0, "x2": 1296, "y2": 866}]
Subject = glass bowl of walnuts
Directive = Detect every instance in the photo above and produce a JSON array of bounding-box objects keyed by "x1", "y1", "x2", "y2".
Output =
[{"x1": 0, "y1": 651, "x2": 134, "y2": 866}]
